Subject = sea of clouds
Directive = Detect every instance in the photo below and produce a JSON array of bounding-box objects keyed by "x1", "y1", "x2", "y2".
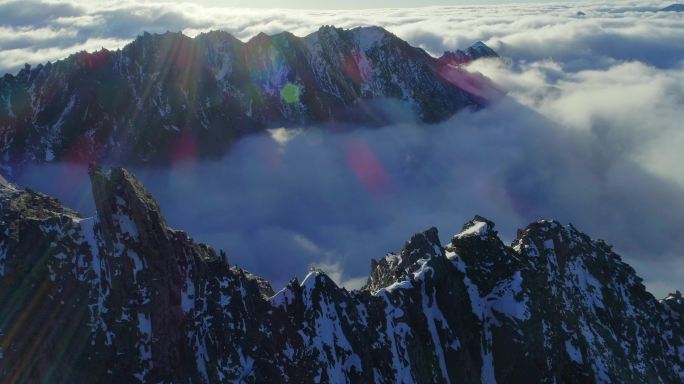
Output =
[{"x1": 3, "y1": 0, "x2": 684, "y2": 296}]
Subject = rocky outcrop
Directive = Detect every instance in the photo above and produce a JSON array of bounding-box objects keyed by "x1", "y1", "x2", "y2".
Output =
[
  {"x1": 0, "y1": 168, "x2": 681, "y2": 383},
  {"x1": 0, "y1": 27, "x2": 501, "y2": 168},
  {"x1": 363, "y1": 227, "x2": 443, "y2": 293},
  {"x1": 436, "y1": 41, "x2": 499, "y2": 67}
]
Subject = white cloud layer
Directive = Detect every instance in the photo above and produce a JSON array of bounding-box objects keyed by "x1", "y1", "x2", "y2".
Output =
[
  {"x1": 1, "y1": 0, "x2": 683, "y2": 73},
  {"x1": 4, "y1": 0, "x2": 684, "y2": 296}
]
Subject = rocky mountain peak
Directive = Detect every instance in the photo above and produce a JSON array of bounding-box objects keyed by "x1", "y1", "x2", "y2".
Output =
[
  {"x1": 0, "y1": 174, "x2": 14, "y2": 192},
  {"x1": 447, "y1": 216, "x2": 521, "y2": 295},
  {"x1": 363, "y1": 226, "x2": 443, "y2": 293},
  {"x1": 89, "y1": 166, "x2": 168, "y2": 249},
  {"x1": 453, "y1": 214, "x2": 497, "y2": 241},
  {"x1": 663, "y1": 290, "x2": 684, "y2": 318},
  {"x1": 668, "y1": 290, "x2": 684, "y2": 301},
  {"x1": 438, "y1": 41, "x2": 499, "y2": 67},
  {"x1": 301, "y1": 268, "x2": 339, "y2": 292},
  {"x1": 465, "y1": 41, "x2": 499, "y2": 59},
  {"x1": 231, "y1": 266, "x2": 276, "y2": 298},
  {"x1": 247, "y1": 31, "x2": 273, "y2": 45},
  {"x1": 401, "y1": 226, "x2": 443, "y2": 261},
  {"x1": 350, "y1": 25, "x2": 394, "y2": 45},
  {"x1": 0, "y1": 174, "x2": 79, "y2": 222}
]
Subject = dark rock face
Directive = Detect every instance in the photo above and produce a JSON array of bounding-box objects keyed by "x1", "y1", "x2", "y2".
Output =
[
  {"x1": 363, "y1": 227, "x2": 443, "y2": 293},
  {"x1": 0, "y1": 168, "x2": 682, "y2": 383},
  {"x1": 0, "y1": 26, "x2": 500, "y2": 168}
]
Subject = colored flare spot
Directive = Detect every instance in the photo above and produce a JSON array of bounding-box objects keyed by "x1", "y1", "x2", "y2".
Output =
[
  {"x1": 345, "y1": 139, "x2": 392, "y2": 196},
  {"x1": 171, "y1": 131, "x2": 198, "y2": 164},
  {"x1": 280, "y1": 83, "x2": 301, "y2": 104}
]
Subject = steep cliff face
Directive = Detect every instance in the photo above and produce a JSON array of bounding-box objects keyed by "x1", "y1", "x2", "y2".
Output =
[
  {"x1": 0, "y1": 26, "x2": 501, "y2": 168},
  {"x1": 0, "y1": 168, "x2": 681, "y2": 383},
  {"x1": 0, "y1": 167, "x2": 275, "y2": 382}
]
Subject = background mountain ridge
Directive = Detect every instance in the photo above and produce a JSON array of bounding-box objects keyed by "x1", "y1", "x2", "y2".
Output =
[{"x1": 0, "y1": 26, "x2": 500, "y2": 169}]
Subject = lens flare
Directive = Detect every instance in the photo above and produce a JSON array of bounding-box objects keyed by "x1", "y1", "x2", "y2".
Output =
[
  {"x1": 280, "y1": 83, "x2": 301, "y2": 104},
  {"x1": 171, "y1": 130, "x2": 198, "y2": 164},
  {"x1": 344, "y1": 138, "x2": 392, "y2": 196}
]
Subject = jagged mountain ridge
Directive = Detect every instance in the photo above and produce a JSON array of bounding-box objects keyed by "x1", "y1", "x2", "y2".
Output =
[
  {"x1": 0, "y1": 168, "x2": 682, "y2": 383},
  {"x1": 0, "y1": 26, "x2": 499, "y2": 168}
]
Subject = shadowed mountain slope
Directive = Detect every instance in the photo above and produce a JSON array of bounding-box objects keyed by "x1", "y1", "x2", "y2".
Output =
[
  {"x1": 0, "y1": 26, "x2": 500, "y2": 168},
  {"x1": 0, "y1": 168, "x2": 681, "y2": 383}
]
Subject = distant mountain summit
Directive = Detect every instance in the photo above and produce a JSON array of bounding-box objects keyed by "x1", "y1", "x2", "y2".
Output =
[
  {"x1": 658, "y1": 4, "x2": 684, "y2": 12},
  {"x1": 0, "y1": 26, "x2": 500, "y2": 168},
  {"x1": 0, "y1": 167, "x2": 681, "y2": 382},
  {"x1": 436, "y1": 41, "x2": 499, "y2": 67}
]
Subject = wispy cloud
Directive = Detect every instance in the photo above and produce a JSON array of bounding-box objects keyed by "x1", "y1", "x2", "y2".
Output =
[{"x1": 15, "y1": 97, "x2": 684, "y2": 296}]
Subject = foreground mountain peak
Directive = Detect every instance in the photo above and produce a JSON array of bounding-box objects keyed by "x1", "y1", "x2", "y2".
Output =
[
  {"x1": 0, "y1": 167, "x2": 681, "y2": 382},
  {"x1": 89, "y1": 166, "x2": 169, "y2": 243}
]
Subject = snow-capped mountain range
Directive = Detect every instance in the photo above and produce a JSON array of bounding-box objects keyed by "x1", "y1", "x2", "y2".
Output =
[
  {"x1": 0, "y1": 167, "x2": 681, "y2": 383},
  {"x1": 0, "y1": 26, "x2": 499, "y2": 168}
]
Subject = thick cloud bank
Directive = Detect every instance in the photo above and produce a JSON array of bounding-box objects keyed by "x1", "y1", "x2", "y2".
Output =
[
  {"x1": 5, "y1": 0, "x2": 684, "y2": 296},
  {"x1": 1, "y1": 0, "x2": 683, "y2": 74},
  {"x1": 15, "y1": 98, "x2": 684, "y2": 296}
]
